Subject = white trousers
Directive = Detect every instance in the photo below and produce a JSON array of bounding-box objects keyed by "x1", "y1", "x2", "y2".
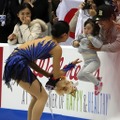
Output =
[{"x1": 77, "y1": 59, "x2": 100, "y2": 85}]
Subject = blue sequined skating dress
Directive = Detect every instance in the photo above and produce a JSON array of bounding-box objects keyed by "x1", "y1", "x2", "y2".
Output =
[{"x1": 3, "y1": 40, "x2": 56, "y2": 88}]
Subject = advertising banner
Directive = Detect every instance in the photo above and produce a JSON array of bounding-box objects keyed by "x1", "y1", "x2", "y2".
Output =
[{"x1": 1, "y1": 44, "x2": 120, "y2": 120}]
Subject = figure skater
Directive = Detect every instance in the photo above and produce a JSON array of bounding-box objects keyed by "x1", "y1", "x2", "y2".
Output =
[
  {"x1": 72, "y1": 18, "x2": 103, "y2": 95},
  {"x1": 3, "y1": 21, "x2": 80, "y2": 120}
]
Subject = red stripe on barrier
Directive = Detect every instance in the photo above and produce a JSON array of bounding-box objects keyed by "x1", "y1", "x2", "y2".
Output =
[{"x1": 0, "y1": 47, "x2": 3, "y2": 107}]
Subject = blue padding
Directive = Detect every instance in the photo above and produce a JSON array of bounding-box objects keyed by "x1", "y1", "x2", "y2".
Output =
[{"x1": 0, "y1": 108, "x2": 89, "y2": 120}]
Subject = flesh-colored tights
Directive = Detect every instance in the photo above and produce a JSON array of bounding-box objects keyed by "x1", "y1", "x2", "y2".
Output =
[{"x1": 19, "y1": 79, "x2": 48, "y2": 120}]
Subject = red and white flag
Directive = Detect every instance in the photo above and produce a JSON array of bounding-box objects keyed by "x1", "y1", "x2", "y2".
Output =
[{"x1": 56, "y1": 0, "x2": 83, "y2": 39}]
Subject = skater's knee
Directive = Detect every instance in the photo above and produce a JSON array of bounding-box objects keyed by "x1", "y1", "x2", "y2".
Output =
[{"x1": 37, "y1": 90, "x2": 48, "y2": 101}]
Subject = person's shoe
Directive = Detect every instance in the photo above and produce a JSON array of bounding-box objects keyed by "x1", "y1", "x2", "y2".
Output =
[{"x1": 94, "y1": 82, "x2": 103, "y2": 95}]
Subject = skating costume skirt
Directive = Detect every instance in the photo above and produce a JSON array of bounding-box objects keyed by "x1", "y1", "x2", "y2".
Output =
[{"x1": 3, "y1": 40, "x2": 56, "y2": 88}]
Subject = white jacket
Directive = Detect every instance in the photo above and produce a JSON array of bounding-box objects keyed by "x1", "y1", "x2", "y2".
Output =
[{"x1": 8, "y1": 19, "x2": 48, "y2": 44}]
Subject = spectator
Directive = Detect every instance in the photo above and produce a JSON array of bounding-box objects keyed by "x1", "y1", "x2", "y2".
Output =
[
  {"x1": 24, "y1": 0, "x2": 50, "y2": 23},
  {"x1": 91, "y1": 4, "x2": 120, "y2": 52},
  {"x1": 111, "y1": 0, "x2": 120, "y2": 23},
  {"x1": 0, "y1": 0, "x2": 22, "y2": 43},
  {"x1": 49, "y1": 0, "x2": 61, "y2": 25},
  {"x1": 47, "y1": 0, "x2": 62, "y2": 36},
  {"x1": 7, "y1": 3, "x2": 48, "y2": 45},
  {"x1": 23, "y1": 0, "x2": 55, "y2": 36},
  {"x1": 69, "y1": 0, "x2": 105, "y2": 39},
  {"x1": 72, "y1": 18, "x2": 103, "y2": 95}
]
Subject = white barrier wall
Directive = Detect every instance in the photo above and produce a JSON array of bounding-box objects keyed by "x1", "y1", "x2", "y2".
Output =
[{"x1": 0, "y1": 44, "x2": 120, "y2": 120}]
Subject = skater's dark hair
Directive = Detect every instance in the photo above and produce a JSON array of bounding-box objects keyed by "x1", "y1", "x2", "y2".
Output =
[{"x1": 51, "y1": 21, "x2": 70, "y2": 38}]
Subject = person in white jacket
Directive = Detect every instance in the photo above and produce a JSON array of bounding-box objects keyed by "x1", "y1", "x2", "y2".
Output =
[
  {"x1": 72, "y1": 18, "x2": 103, "y2": 95},
  {"x1": 7, "y1": 2, "x2": 48, "y2": 45}
]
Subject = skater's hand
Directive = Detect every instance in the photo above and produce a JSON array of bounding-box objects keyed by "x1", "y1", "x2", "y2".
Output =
[{"x1": 45, "y1": 75, "x2": 60, "y2": 90}]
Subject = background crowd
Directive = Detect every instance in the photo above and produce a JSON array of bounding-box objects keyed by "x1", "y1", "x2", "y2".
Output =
[
  {"x1": 0, "y1": 0, "x2": 120, "y2": 52},
  {"x1": 0, "y1": 0, "x2": 61, "y2": 43}
]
